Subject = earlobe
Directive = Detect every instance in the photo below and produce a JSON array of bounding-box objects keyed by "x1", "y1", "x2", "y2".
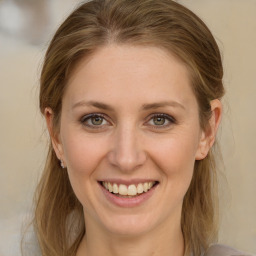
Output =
[
  {"x1": 44, "y1": 107, "x2": 64, "y2": 162},
  {"x1": 195, "y1": 99, "x2": 222, "y2": 160}
]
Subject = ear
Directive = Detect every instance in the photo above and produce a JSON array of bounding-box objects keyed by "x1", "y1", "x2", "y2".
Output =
[
  {"x1": 44, "y1": 107, "x2": 65, "y2": 165},
  {"x1": 195, "y1": 99, "x2": 222, "y2": 160}
]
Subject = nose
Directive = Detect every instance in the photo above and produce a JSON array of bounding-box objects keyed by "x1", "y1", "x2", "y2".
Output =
[{"x1": 107, "y1": 125, "x2": 147, "y2": 173}]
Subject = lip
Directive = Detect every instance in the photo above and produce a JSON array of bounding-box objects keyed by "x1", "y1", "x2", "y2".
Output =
[{"x1": 98, "y1": 181, "x2": 159, "y2": 208}]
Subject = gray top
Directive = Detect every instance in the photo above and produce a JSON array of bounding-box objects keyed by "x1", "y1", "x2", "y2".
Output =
[{"x1": 205, "y1": 244, "x2": 255, "y2": 256}]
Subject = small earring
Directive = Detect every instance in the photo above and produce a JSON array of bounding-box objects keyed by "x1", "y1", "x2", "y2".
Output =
[{"x1": 60, "y1": 160, "x2": 65, "y2": 169}]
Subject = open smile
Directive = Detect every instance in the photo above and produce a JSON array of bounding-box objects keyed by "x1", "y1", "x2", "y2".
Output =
[
  {"x1": 100, "y1": 181, "x2": 158, "y2": 197},
  {"x1": 99, "y1": 180, "x2": 159, "y2": 207}
]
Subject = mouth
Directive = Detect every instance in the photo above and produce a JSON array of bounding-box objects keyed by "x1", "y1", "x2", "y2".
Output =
[{"x1": 99, "y1": 181, "x2": 159, "y2": 198}]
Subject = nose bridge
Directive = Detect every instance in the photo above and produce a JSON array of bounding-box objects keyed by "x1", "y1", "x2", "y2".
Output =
[{"x1": 108, "y1": 122, "x2": 146, "y2": 172}]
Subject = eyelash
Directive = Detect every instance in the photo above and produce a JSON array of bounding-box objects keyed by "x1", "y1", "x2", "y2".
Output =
[
  {"x1": 80, "y1": 113, "x2": 108, "y2": 129},
  {"x1": 80, "y1": 113, "x2": 176, "y2": 130},
  {"x1": 146, "y1": 113, "x2": 176, "y2": 129}
]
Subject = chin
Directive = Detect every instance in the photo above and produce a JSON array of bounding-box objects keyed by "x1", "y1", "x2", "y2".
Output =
[{"x1": 101, "y1": 213, "x2": 158, "y2": 237}]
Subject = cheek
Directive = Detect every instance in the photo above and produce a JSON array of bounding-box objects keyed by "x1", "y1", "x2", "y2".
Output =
[
  {"x1": 152, "y1": 135, "x2": 198, "y2": 170},
  {"x1": 148, "y1": 132, "x2": 199, "y2": 192},
  {"x1": 62, "y1": 133, "x2": 106, "y2": 175},
  {"x1": 61, "y1": 133, "x2": 108, "y2": 205}
]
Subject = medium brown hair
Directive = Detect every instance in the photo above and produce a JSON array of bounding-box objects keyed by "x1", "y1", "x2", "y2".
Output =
[{"x1": 35, "y1": 0, "x2": 224, "y2": 255}]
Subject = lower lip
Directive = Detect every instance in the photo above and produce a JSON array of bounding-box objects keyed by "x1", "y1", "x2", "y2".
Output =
[{"x1": 99, "y1": 183, "x2": 158, "y2": 208}]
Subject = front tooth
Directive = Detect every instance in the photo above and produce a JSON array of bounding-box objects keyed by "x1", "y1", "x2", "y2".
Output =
[
  {"x1": 128, "y1": 184, "x2": 137, "y2": 196},
  {"x1": 119, "y1": 184, "x2": 128, "y2": 195},
  {"x1": 108, "y1": 182, "x2": 113, "y2": 193},
  {"x1": 143, "y1": 182, "x2": 149, "y2": 192},
  {"x1": 137, "y1": 183, "x2": 144, "y2": 194},
  {"x1": 113, "y1": 183, "x2": 119, "y2": 194}
]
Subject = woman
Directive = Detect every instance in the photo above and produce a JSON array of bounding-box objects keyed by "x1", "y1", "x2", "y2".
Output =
[{"x1": 33, "y1": 0, "x2": 251, "y2": 255}]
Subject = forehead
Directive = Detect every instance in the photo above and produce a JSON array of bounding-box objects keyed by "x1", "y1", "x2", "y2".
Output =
[
  {"x1": 64, "y1": 44, "x2": 196, "y2": 110},
  {"x1": 68, "y1": 44, "x2": 189, "y2": 83}
]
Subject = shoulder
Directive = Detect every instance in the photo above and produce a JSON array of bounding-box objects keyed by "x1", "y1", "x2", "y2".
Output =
[{"x1": 204, "y1": 244, "x2": 255, "y2": 256}]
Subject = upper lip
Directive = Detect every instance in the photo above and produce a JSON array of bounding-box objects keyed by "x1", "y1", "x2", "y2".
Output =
[{"x1": 98, "y1": 179, "x2": 159, "y2": 186}]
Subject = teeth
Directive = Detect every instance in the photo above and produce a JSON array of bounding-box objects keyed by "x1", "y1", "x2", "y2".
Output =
[
  {"x1": 108, "y1": 182, "x2": 113, "y2": 193},
  {"x1": 119, "y1": 184, "x2": 127, "y2": 195},
  {"x1": 113, "y1": 183, "x2": 119, "y2": 194},
  {"x1": 127, "y1": 185, "x2": 137, "y2": 196},
  {"x1": 143, "y1": 183, "x2": 149, "y2": 192},
  {"x1": 137, "y1": 183, "x2": 144, "y2": 194},
  {"x1": 102, "y1": 181, "x2": 156, "y2": 196}
]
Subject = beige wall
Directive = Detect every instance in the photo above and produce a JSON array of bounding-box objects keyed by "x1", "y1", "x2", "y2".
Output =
[{"x1": 0, "y1": 0, "x2": 255, "y2": 255}]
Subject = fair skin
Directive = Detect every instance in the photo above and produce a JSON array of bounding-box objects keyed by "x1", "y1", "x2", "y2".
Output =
[{"x1": 45, "y1": 45, "x2": 222, "y2": 256}]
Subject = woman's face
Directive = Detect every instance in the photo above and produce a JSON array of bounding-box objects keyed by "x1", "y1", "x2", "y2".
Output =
[{"x1": 50, "y1": 45, "x2": 210, "y2": 236}]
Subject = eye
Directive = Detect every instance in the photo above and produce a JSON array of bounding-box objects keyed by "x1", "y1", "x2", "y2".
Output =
[
  {"x1": 80, "y1": 113, "x2": 109, "y2": 128},
  {"x1": 152, "y1": 116, "x2": 166, "y2": 125},
  {"x1": 147, "y1": 113, "x2": 176, "y2": 128}
]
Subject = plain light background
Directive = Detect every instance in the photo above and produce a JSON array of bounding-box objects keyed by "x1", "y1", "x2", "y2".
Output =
[{"x1": 0, "y1": 0, "x2": 255, "y2": 255}]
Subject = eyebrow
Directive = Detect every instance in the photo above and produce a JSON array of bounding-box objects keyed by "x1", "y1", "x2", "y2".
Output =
[
  {"x1": 72, "y1": 101, "x2": 115, "y2": 111},
  {"x1": 72, "y1": 100, "x2": 185, "y2": 111},
  {"x1": 141, "y1": 101, "x2": 185, "y2": 110}
]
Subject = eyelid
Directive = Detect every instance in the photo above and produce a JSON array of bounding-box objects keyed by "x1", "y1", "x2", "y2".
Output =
[
  {"x1": 145, "y1": 113, "x2": 176, "y2": 128},
  {"x1": 80, "y1": 112, "x2": 176, "y2": 130},
  {"x1": 80, "y1": 113, "x2": 111, "y2": 128}
]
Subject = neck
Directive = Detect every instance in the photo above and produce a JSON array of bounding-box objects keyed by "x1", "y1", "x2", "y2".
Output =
[{"x1": 76, "y1": 215, "x2": 184, "y2": 256}]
